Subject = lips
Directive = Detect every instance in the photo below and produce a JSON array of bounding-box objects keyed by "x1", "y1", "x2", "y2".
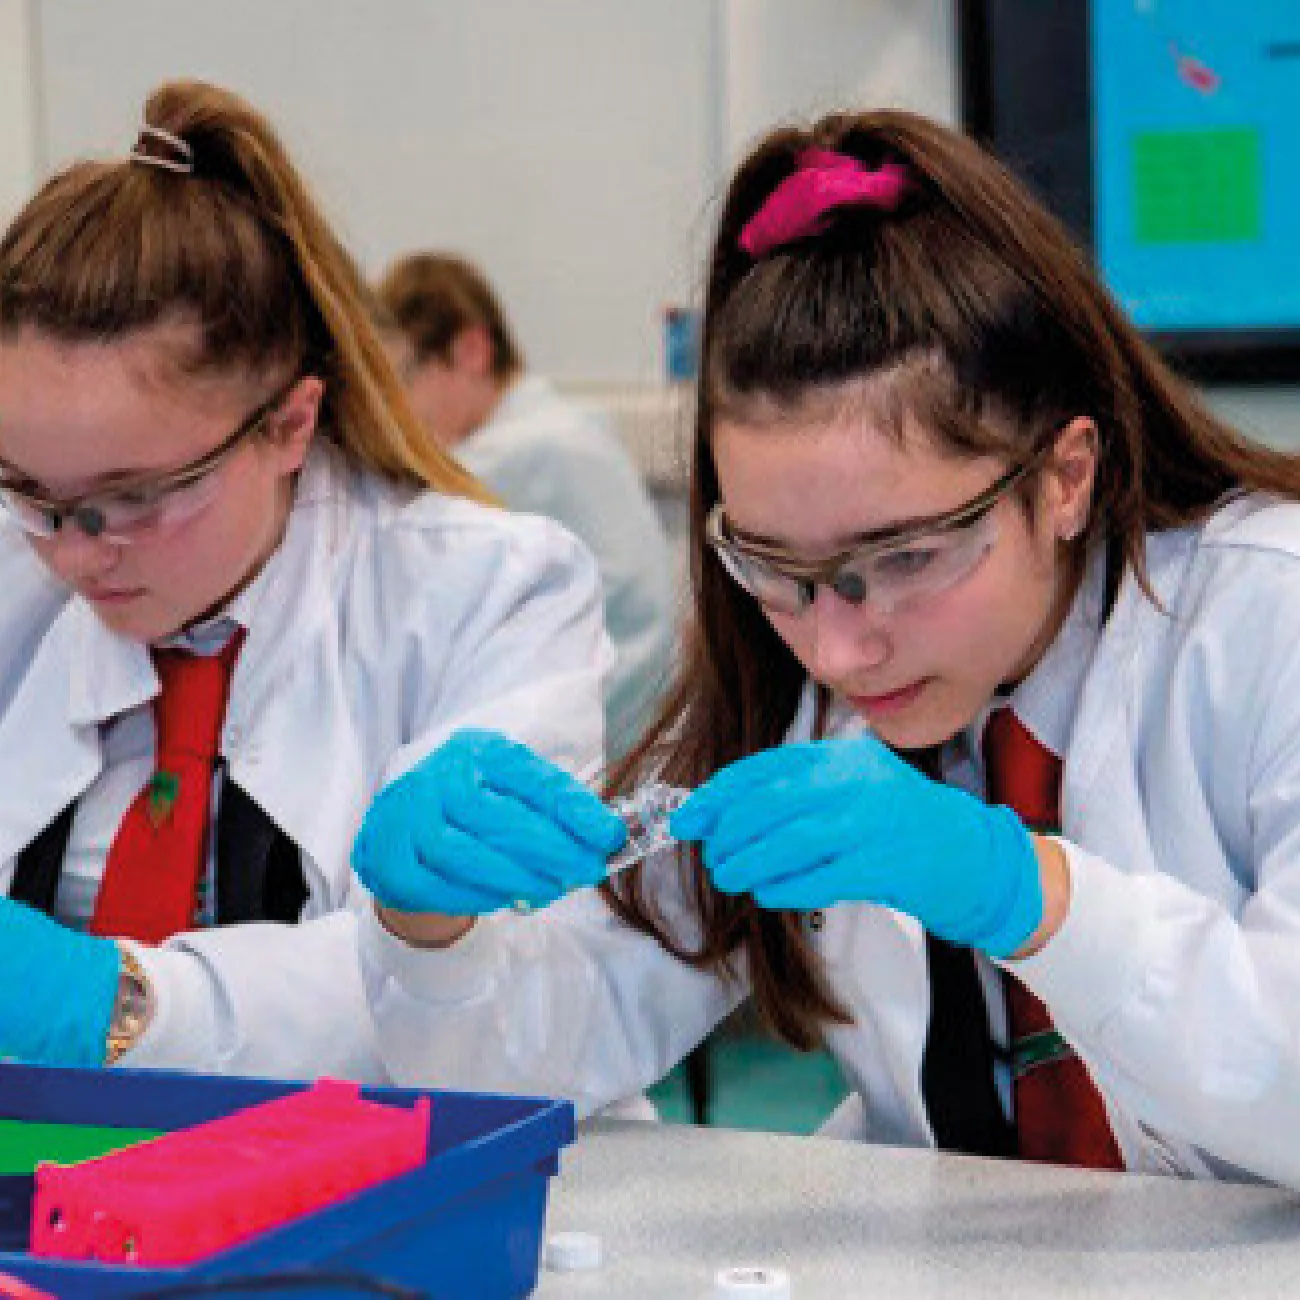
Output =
[
  {"x1": 847, "y1": 679, "x2": 929, "y2": 715},
  {"x1": 82, "y1": 585, "x2": 146, "y2": 604}
]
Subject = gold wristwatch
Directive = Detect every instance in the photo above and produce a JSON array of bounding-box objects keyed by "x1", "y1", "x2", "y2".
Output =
[{"x1": 104, "y1": 945, "x2": 153, "y2": 1067}]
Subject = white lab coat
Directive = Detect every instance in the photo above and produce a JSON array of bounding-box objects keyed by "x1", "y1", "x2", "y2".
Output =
[
  {"x1": 360, "y1": 492, "x2": 1300, "y2": 1188},
  {"x1": 0, "y1": 440, "x2": 608, "y2": 1083},
  {"x1": 455, "y1": 376, "x2": 678, "y2": 759}
]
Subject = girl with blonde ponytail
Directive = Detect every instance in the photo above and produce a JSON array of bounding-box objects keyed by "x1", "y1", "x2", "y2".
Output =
[{"x1": 0, "y1": 80, "x2": 606, "y2": 1081}]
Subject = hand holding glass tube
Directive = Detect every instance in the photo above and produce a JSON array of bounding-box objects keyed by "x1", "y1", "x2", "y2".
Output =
[
  {"x1": 352, "y1": 730, "x2": 691, "y2": 917},
  {"x1": 511, "y1": 781, "x2": 691, "y2": 912}
]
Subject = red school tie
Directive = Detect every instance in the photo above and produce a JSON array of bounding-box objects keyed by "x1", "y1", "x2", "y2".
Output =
[
  {"x1": 89, "y1": 631, "x2": 245, "y2": 945},
  {"x1": 982, "y1": 706, "x2": 1125, "y2": 1170}
]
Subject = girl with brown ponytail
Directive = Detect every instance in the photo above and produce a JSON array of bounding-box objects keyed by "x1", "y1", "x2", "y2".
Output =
[{"x1": 357, "y1": 108, "x2": 1300, "y2": 1189}]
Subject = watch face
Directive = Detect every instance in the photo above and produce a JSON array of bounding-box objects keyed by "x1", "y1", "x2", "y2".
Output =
[{"x1": 107, "y1": 957, "x2": 152, "y2": 1063}]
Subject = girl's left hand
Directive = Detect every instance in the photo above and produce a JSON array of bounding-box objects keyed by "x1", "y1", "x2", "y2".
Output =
[{"x1": 668, "y1": 735, "x2": 1044, "y2": 959}]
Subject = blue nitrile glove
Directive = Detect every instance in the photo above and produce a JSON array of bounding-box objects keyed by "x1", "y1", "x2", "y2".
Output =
[
  {"x1": 353, "y1": 728, "x2": 628, "y2": 915},
  {"x1": 0, "y1": 897, "x2": 120, "y2": 1066},
  {"x1": 669, "y1": 735, "x2": 1044, "y2": 958}
]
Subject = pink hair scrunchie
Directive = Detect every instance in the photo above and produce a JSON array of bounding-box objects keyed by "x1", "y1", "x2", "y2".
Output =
[{"x1": 739, "y1": 150, "x2": 909, "y2": 258}]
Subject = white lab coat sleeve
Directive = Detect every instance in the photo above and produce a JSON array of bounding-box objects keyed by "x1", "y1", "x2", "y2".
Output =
[
  {"x1": 469, "y1": 428, "x2": 677, "y2": 758},
  {"x1": 360, "y1": 851, "x2": 744, "y2": 1116},
  {"x1": 1010, "y1": 560, "x2": 1300, "y2": 1188},
  {"x1": 122, "y1": 910, "x2": 384, "y2": 1081},
  {"x1": 377, "y1": 513, "x2": 613, "y2": 784},
  {"x1": 119, "y1": 509, "x2": 611, "y2": 1081}
]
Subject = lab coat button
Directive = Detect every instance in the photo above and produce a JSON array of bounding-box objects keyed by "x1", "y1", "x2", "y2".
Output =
[{"x1": 807, "y1": 910, "x2": 825, "y2": 932}]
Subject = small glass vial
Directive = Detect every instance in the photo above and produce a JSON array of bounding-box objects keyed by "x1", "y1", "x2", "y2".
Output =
[
  {"x1": 604, "y1": 782, "x2": 691, "y2": 877},
  {"x1": 512, "y1": 782, "x2": 690, "y2": 914}
]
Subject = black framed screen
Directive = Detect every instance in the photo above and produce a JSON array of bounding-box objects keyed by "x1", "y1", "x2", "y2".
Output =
[{"x1": 958, "y1": 0, "x2": 1300, "y2": 382}]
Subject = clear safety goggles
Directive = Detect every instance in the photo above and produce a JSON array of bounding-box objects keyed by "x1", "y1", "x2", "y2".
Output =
[
  {"x1": 706, "y1": 457, "x2": 1037, "y2": 617},
  {"x1": 0, "y1": 379, "x2": 296, "y2": 545}
]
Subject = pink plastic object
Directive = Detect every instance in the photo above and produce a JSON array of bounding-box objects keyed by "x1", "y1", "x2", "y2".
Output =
[
  {"x1": 30, "y1": 1079, "x2": 430, "y2": 1267},
  {"x1": 0, "y1": 1276, "x2": 56, "y2": 1299}
]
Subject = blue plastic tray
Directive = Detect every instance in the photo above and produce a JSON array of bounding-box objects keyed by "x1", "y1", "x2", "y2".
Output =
[{"x1": 0, "y1": 1062, "x2": 574, "y2": 1298}]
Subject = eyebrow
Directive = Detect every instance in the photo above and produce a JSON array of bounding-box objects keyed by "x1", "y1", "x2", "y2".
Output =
[
  {"x1": 0, "y1": 456, "x2": 183, "y2": 496},
  {"x1": 0, "y1": 377, "x2": 294, "y2": 500},
  {"x1": 729, "y1": 509, "x2": 956, "y2": 552},
  {"x1": 726, "y1": 461, "x2": 1025, "y2": 554},
  {"x1": 0, "y1": 370, "x2": 298, "y2": 497}
]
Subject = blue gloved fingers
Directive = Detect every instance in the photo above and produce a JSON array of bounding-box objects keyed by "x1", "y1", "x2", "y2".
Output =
[
  {"x1": 707, "y1": 814, "x2": 857, "y2": 896},
  {"x1": 350, "y1": 779, "x2": 539, "y2": 913},
  {"x1": 442, "y1": 780, "x2": 607, "y2": 892},
  {"x1": 749, "y1": 863, "x2": 869, "y2": 911},
  {"x1": 413, "y1": 816, "x2": 573, "y2": 910},
  {"x1": 959, "y1": 807, "x2": 1045, "y2": 957},
  {"x1": 366, "y1": 820, "x2": 564, "y2": 914},
  {"x1": 351, "y1": 782, "x2": 429, "y2": 901},
  {"x1": 0, "y1": 898, "x2": 119, "y2": 1068},
  {"x1": 394, "y1": 728, "x2": 621, "y2": 855},
  {"x1": 410, "y1": 827, "x2": 562, "y2": 914},
  {"x1": 669, "y1": 743, "x2": 828, "y2": 840},
  {"x1": 470, "y1": 734, "x2": 626, "y2": 855},
  {"x1": 674, "y1": 732, "x2": 1047, "y2": 957},
  {"x1": 353, "y1": 727, "x2": 622, "y2": 910},
  {"x1": 369, "y1": 858, "x2": 508, "y2": 916},
  {"x1": 697, "y1": 779, "x2": 888, "y2": 873}
]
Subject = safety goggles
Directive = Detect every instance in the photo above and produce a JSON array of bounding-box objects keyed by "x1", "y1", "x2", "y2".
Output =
[
  {"x1": 706, "y1": 457, "x2": 1037, "y2": 617},
  {"x1": 0, "y1": 379, "x2": 296, "y2": 545}
]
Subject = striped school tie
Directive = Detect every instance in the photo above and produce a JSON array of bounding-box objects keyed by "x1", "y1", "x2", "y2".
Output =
[{"x1": 983, "y1": 706, "x2": 1124, "y2": 1170}]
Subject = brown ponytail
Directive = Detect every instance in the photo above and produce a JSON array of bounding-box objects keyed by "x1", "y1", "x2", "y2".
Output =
[{"x1": 607, "y1": 108, "x2": 1300, "y2": 1052}]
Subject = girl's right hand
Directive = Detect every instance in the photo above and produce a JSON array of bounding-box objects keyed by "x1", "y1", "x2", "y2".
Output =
[{"x1": 352, "y1": 728, "x2": 627, "y2": 917}]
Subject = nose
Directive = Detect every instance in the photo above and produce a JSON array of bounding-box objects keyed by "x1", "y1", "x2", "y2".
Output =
[
  {"x1": 38, "y1": 524, "x2": 123, "y2": 584},
  {"x1": 808, "y1": 584, "x2": 890, "y2": 683}
]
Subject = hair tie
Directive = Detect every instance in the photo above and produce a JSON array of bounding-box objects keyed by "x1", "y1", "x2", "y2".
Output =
[
  {"x1": 129, "y1": 125, "x2": 195, "y2": 175},
  {"x1": 739, "y1": 150, "x2": 908, "y2": 258}
]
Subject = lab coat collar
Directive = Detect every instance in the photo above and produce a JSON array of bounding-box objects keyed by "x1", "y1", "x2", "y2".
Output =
[
  {"x1": 484, "y1": 373, "x2": 553, "y2": 430},
  {"x1": 0, "y1": 442, "x2": 365, "y2": 876},
  {"x1": 215, "y1": 441, "x2": 343, "y2": 727},
  {"x1": 61, "y1": 611, "x2": 157, "y2": 731},
  {"x1": 971, "y1": 544, "x2": 1107, "y2": 764},
  {"x1": 61, "y1": 442, "x2": 343, "y2": 731}
]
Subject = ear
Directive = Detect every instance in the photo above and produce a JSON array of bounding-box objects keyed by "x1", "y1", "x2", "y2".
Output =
[
  {"x1": 264, "y1": 375, "x2": 324, "y2": 473},
  {"x1": 448, "y1": 324, "x2": 494, "y2": 379},
  {"x1": 1038, "y1": 416, "x2": 1098, "y2": 542}
]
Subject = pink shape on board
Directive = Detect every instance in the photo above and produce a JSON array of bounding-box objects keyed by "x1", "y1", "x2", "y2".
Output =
[{"x1": 1171, "y1": 43, "x2": 1221, "y2": 95}]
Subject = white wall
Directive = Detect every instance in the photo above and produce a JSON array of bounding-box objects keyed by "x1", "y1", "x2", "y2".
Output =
[
  {"x1": 1203, "y1": 386, "x2": 1300, "y2": 451},
  {"x1": 30, "y1": 0, "x2": 722, "y2": 385},
  {"x1": 723, "y1": 0, "x2": 958, "y2": 161},
  {"x1": 0, "y1": 0, "x2": 37, "y2": 225},
  {"x1": 5, "y1": 0, "x2": 1300, "y2": 446},
  {"x1": 13, "y1": 0, "x2": 960, "y2": 387}
]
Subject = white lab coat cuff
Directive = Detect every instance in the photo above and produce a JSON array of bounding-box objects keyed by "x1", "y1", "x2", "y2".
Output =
[
  {"x1": 114, "y1": 942, "x2": 219, "y2": 1070},
  {"x1": 358, "y1": 902, "x2": 498, "y2": 1005},
  {"x1": 998, "y1": 838, "x2": 1149, "y2": 1034}
]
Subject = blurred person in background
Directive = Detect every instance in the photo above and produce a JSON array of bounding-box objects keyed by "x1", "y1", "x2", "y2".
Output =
[{"x1": 379, "y1": 253, "x2": 678, "y2": 761}]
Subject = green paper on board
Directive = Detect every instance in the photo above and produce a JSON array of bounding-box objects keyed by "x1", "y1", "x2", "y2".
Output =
[{"x1": 0, "y1": 1119, "x2": 162, "y2": 1173}]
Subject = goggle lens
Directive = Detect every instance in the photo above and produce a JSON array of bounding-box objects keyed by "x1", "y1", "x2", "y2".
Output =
[
  {"x1": 708, "y1": 503, "x2": 1000, "y2": 616},
  {"x1": 0, "y1": 469, "x2": 224, "y2": 544}
]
